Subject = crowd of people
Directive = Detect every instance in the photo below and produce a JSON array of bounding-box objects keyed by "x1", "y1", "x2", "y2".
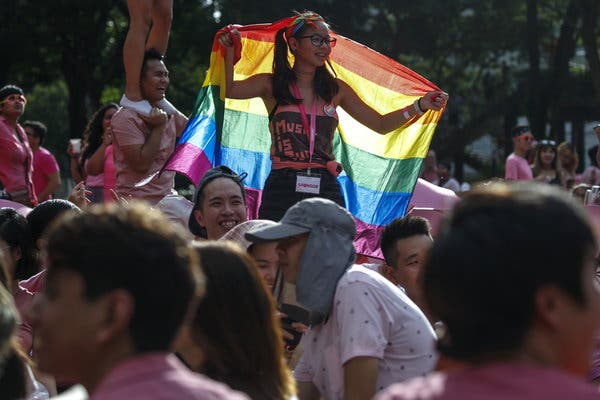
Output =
[
  {"x1": 2, "y1": 5, "x2": 600, "y2": 400},
  {"x1": 502, "y1": 124, "x2": 600, "y2": 199}
]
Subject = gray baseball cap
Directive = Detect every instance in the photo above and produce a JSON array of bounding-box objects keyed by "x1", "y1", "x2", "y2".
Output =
[
  {"x1": 246, "y1": 197, "x2": 357, "y2": 321},
  {"x1": 245, "y1": 197, "x2": 356, "y2": 242}
]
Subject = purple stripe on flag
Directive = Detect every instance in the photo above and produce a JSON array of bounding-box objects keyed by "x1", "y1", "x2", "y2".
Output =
[
  {"x1": 245, "y1": 188, "x2": 263, "y2": 221},
  {"x1": 353, "y1": 218, "x2": 385, "y2": 259},
  {"x1": 166, "y1": 142, "x2": 213, "y2": 184}
]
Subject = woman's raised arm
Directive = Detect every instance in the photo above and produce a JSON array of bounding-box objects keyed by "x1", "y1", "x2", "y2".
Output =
[
  {"x1": 220, "y1": 29, "x2": 273, "y2": 100},
  {"x1": 336, "y1": 79, "x2": 448, "y2": 135}
]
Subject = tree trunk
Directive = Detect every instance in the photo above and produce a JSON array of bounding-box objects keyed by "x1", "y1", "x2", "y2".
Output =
[
  {"x1": 548, "y1": 0, "x2": 579, "y2": 141},
  {"x1": 61, "y1": 47, "x2": 91, "y2": 139},
  {"x1": 526, "y1": 0, "x2": 545, "y2": 137},
  {"x1": 577, "y1": 0, "x2": 600, "y2": 96}
]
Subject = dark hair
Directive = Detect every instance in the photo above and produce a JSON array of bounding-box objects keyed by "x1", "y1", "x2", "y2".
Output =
[
  {"x1": 0, "y1": 85, "x2": 24, "y2": 102},
  {"x1": 272, "y1": 12, "x2": 338, "y2": 106},
  {"x1": 0, "y1": 208, "x2": 38, "y2": 280},
  {"x1": 423, "y1": 182, "x2": 595, "y2": 362},
  {"x1": 141, "y1": 48, "x2": 165, "y2": 77},
  {"x1": 0, "y1": 283, "x2": 27, "y2": 400},
  {"x1": 380, "y1": 215, "x2": 431, "y2": 267},
  {"x1": 26, "y1": 199, "x2": 81, "y2": 246},
  {"x1": 45, "y1": 203, "x2": 204, "y2": 353},
  {"x1": 188, "y1": 166, "x2": 247, "y2": 237},
  {"x1": 191, "y1": 242, "x2": 294, "y2": 399},
  {"x1": 532, "y1": 140, "x2": 563, "y2": 179},
  {"x1": 511, "y1": 125, "x2": 531, "y2": 138},
  {"x1": 0, "y1": 249, "x2": 11, "y2": 287},
  {"x1": 21, "y1": 120, "x2": 48, "y2": 146},
  {"x1": 588, "y1": 145, "x2": 599, "y2": 167},
  {"x1": 80, "y1": 103, "x2": 119, "y2": 164}
]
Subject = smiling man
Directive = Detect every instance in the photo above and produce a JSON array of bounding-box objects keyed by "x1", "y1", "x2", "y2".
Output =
[
  {"x1": 111, "y1": 48, "x2": 188, "y2": 205},
  {"x1": 245, "y1": 198, "x2": 437, "y2": 400},
  {"x1": 188, "y1": 166, "x2": 248, "y2": 240}
]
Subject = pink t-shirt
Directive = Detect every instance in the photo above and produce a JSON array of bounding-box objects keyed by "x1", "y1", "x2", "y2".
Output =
[
  {"x1": 32, "y1": 146, "x2": 60, "y2": 201},
  {"x1": 294, "y1": 265, "x2": 437, "y2": 399},
  {"x1": 103, "y1": 145, "x2": 117, "y2": 202},
  {"x1": 375, "y1": 362, "x2": 600, "y2": 400},
  {"x1": 111, "y1": 108, "x2": 176, "y2": 205},
  {"x1": 92, "y1": 352, "x2": 249, "y2": 400},
  {"x1": 505, "y1": 153, "x2": 533, "y2": 180},
  {"x1": 0, "y1": 116, "x2": 36, "y2": 205}
]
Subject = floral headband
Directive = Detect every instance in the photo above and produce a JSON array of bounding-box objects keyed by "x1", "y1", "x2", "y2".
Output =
[{"x1": 284, "y1": 13, "x2": 325, "y2": 41}]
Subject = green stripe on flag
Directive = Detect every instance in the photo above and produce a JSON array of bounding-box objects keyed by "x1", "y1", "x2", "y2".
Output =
[{"x1": 333, "y1": 134, "x2": 423, "y2": 193}]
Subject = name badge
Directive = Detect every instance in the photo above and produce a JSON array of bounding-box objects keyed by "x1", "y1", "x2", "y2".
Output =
[{"x1": 296, "y1": 172, "x2": 321, "y2": 194}]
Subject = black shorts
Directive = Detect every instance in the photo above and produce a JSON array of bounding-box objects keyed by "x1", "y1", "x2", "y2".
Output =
[{"x1": 258, "y1": 168, "x2": 346, "y2": 221}]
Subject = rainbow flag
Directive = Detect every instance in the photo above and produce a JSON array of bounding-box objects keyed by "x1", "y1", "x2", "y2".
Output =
[{"x1": 166, "y1": 17, "x2": 445, "y2": 258}]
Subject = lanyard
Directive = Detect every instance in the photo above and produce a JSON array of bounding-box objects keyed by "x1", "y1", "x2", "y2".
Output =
[{"x1": 290, "y1": 83, "x2": 317, "y2": 164}]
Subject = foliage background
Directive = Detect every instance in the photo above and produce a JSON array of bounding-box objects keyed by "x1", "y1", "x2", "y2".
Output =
[{"x1": 3, "y1": 0, "x2": 599, "y2": 189}]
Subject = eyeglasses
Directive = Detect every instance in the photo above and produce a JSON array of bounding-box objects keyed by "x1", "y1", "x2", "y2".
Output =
[
  {"x1": 298, "y1": 35, "x2": 337, "y2": 48},
  {"x1": 539, "y1": 139, "x2": 556, "y2": 146}
]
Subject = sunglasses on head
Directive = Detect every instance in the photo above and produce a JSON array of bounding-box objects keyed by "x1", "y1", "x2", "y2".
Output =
[{"x1": 539, "y1": 139, "x2": 556, "y2": 147}]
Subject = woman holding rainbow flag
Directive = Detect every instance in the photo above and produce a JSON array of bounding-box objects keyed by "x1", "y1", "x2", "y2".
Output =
[{"x1": 218, "y1": 11, "x2": 448, "y2": 221}]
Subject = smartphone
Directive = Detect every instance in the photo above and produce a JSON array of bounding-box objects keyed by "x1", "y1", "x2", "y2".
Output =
[{"x1": 279, "y1": 303, "x2": 311, "y2": 349}]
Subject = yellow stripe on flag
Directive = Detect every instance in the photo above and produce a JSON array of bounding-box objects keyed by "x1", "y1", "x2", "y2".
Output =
[{"x1": 336, "y1": 108, "x2": 439, "y2": 159}]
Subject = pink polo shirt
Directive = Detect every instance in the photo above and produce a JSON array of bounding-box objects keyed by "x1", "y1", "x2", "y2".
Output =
[
  {"x1": 0, "y1": 115, "x2": 36, "y2": 205},
  {"x1": 375, "y1": 362, "x2": 600, "y2": 399},
  {"x1": 505, "y1": 153, "x2": 533, "y2": 180},
  {"x1": 111, "y1": 108, "x2": 176, "y2": 206},
  {"x1": 32, "y1": 146, "x2": 60, "y2": 201},
  {"x1": 91, "y1": 352, "x2": 249, "y2": 400}
]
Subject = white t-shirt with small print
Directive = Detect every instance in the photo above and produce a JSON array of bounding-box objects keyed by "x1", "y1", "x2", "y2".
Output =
[{"x1": 293, "y1": 264, "x2": 438, "y2": 400}]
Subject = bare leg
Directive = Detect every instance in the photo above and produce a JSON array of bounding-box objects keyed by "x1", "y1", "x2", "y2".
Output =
[
  {"x1": 147, "y1": 0, "x2": 173, "y2": 54},
  {"x1": 150, "y1": 0, "x2": 178, "y2": 114},
  {"x1": 123, "y1": 0, "x2": 153, "y2": 102}
]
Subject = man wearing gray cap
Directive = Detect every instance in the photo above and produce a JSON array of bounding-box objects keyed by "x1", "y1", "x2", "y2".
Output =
[{"x1": 246, "y1": 198, "x2": 437, "y2": 400}]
